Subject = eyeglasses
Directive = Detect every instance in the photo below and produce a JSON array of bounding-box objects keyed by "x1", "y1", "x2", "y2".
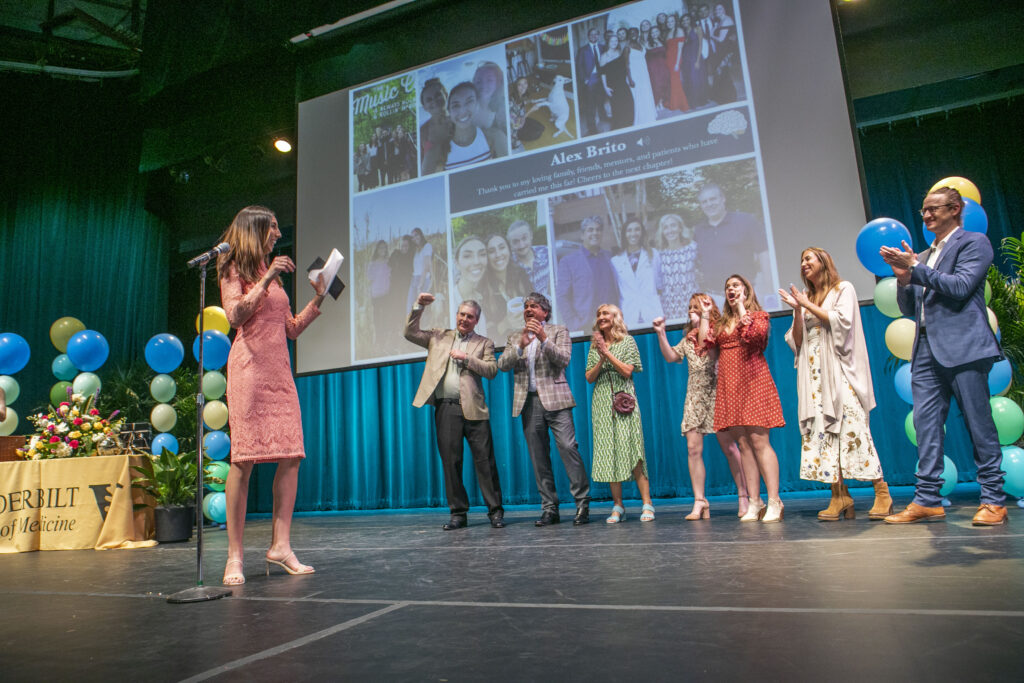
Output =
[{"x1": 919, "y1": 204, "x2": 953, "y2": 217}]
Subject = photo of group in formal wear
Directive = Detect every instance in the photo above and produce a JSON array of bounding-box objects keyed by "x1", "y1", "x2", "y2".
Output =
[
  {"x1": 351, "y1": 75, "x2": 419, "y2": 193},
  {"x1": 449, "y1": 201, "x2": 550, "y2": 341},
  {"x1": 418, "y1": 46, "x2": 510, "y2": 175},
  {"x1": 350, "y1": 177, "x2": 450, "y2": 360},
  {"x1": 572, "y1": 0, "x2": 746, "y2": 137},
  {"x1": 504, "y1": 28, "x2": 579, "y2": 153}
]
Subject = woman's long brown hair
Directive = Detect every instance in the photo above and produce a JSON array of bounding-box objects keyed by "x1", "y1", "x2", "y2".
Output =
[
  {"x1": 216, "y1": 205, "x2": 277, "y2": 285},
  {"x1": 715, "y1": 274, "x2": 761, "y2": 335},
  {"x1": 800, "y1": 247, "x2": 841, "y2": 306}
]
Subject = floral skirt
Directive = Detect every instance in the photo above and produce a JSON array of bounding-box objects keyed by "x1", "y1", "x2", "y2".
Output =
[{"x1": 800, "y1": 328, "x2": 883, "y2": 484}]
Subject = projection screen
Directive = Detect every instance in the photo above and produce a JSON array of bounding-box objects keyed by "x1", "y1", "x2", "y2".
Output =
[{"x1": 296, "y1": 0, "x2": 871, "y2": 374}]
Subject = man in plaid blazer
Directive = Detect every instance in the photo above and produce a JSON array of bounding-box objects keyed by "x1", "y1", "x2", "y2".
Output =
[
  {"x1": 497, "y1": 292, "x2": 591, "y2": 525},
  {"x1": 405, "y1": 293, "x2": 505, "y2": 531}
]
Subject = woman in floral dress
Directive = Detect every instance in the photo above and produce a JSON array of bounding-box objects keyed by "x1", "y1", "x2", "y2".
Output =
[
  {"x1": 698, "y1": 274, "x2": 785, "y2": 522},
  {"x1": 652, "y1": 293, "x2": 747, "y2": 519},
  {"x1": 780, "y1": 247, "x2": 891, "y2": 520},
  {"x1": 217, "y1": 205, "x2": 327, "y2": 585},
  {"x1": 586, "y1": 304, "x2": 654, "y2": 523}
]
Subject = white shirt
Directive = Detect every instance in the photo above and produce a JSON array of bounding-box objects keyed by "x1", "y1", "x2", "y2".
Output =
[
  {"x1": 516, "y1": 323, "x2": 546, "y2": 392},
  {"x1": 918, "y1": 226, "x2": 960, "y2": 327}
]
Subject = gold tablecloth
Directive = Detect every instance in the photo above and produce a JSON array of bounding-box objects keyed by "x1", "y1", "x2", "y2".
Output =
[{"x1": 0, "y1": 454, "x2": 156, "y2": 553}]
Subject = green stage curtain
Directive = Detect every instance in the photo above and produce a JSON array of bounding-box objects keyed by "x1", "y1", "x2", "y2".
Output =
[{"x1": 0, "y1": 74, "x2": 169, "y2": 412}]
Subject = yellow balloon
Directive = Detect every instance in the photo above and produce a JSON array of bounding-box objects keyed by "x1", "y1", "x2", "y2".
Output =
[
  {"x1": 988, "y1": 307, "x2": 998, "y2": 335},
  {"x1": 203, "y1": 400, "x2": 229, "y2": 430},
  {"x1": 885, "y1": 318, "x2": 917, "y2": 361},
  {"x1": 195, "y1": 306, "x2": 231, "y2": 335},
  {"x1": 928, "y1": 177, "x2": 981, "y2": 205},
  {"x1": 49, "y1": 316, "x2": 86, "y2": 353},
  {"x1": 0, "y1": 407, "x2": 18, "y2": 436},
  {"x1": 150, "y1": 403, "x2": 177, "y2": 433}
]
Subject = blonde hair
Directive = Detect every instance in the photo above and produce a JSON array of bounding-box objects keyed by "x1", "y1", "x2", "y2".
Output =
[
  {"x1": 715, "y1": 274, "x2": 762, "y2": 335},
  {"x1": 216, "y1": 205, "x2": 277, "y2": 285},
  {"x1": 593, "y1": 303, "x2": 629, "y2": 344},
  {"x1": 800, "y1": 247, "x2": 841, "y2": 306}
]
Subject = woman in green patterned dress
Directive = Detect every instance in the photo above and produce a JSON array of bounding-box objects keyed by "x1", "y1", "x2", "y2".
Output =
[{"x1": 586, "y1": 303, "x2": 654, "y2": 523}]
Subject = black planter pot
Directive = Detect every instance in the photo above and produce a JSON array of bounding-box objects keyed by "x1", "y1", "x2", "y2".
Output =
[{"x1": 154, "y1": 505, "x2": 194, "y2": 543}]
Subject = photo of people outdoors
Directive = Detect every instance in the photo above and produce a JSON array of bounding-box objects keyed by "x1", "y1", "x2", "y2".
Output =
[
  {"x1": 418, "y1": 46, "x2": 510, "y2": 175},
  {"x1": 351, "y1": 74, "x2": 419, "y2": 193},
  {"x1": 350, "y1": 177, "x2": 450, "y2": 360},
  {"x1": 548, "y1": 156, "x2": 770, "y2": 332},
  {"x1": 449, "y1": 200, "x2": 549, "y2": 341},
  {"x1": 504, "y1": 27, "x2": 579, "y2": 153},
  {"x1": 572, "y1": 0, "x2": 746, "y2": 137}
]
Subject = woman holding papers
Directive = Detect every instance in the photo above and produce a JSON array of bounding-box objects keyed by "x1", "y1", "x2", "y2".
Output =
[{"x1": 216, "y1": 205, "x2": 327, "y2": 585}]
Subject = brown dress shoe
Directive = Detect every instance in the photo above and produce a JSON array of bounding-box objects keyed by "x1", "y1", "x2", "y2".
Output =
[
  {"x1": 972, "y1": 504, "x2": 1008, "y2": 526},
  {"x1": 884, "y1": 502, "x2": 946, "y2": 524}
]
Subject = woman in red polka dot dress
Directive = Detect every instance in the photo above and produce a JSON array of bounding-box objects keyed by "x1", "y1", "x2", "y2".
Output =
[{"x1": 698, "y1": 274, "x2": 785, "y2": 522}]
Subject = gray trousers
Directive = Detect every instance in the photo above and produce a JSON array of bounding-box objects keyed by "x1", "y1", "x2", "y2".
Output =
[{"x1": 521, "y1": 392, "x2": 591, "y2": 511}]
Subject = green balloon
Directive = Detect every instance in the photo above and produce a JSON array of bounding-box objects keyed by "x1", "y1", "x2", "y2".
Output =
[
  {"x1": 202, "y1": 371, "x2": 227, "y2": 400},
  {"x1": 72, "y1": 372, "x2": 101, "y2": 397},
  {"x1": 50, "y1": 381, "x2": 73, "y2": 407},
  {"x1": 0, "y1": 375, "x2": 20, "y2": 404},
  {"x1": 990, "y1": 396, "x2": 1024, "y2": 445},
  {"x1": 204, "y1": 460, "x2": 230, "y2": 492},
  {"x1": 985, "y1": 280, "x2": 992, "y2": 305},
  {"x1": 150, "y1": 373, "x2": 177, "y2": 403},
  {"x1": 905, "y1": 410, "x2": 917, "y2": 446},
  {"x1": 873, "y1": 277, "x2": 902, "y2": 318},
  {"x1": 150, "y1": 403, "x2": 177, "y2": 433},
  {"x1": 0, "y1": 407, "x2": 18, "y2": 436}
]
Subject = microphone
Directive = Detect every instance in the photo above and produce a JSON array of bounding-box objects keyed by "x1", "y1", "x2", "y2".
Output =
[{"x1": 187, "y1": 242, "x2": 231, "y2": 268}]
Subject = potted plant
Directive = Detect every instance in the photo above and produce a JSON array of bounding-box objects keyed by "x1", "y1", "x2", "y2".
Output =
[
  {"x1": 132, "y1": 447, "x2": 212, "y2": 543},
  {"x1": 987, "y1": 235, "x2": 1024, "y2": 406}
]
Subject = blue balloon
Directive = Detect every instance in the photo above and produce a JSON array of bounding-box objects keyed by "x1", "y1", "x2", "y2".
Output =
[
  {"x1": 192, "y1": 330, "x2": 231, "y2": 370},
  {"x1": 894, "y1": 363, "x2": 913, "y2": 405},
  {"x1": 988, "y1": 359, "x2": 1012, "y2": 396},
  {"x1": 51, "y1": 354, "x2": 77, "y2": 381},
  {"x1": 203, "y1": 430, "x2": 231, "y2": 460},
  {"x1": 856, "y1": 218, "x2": 912, "y2": 276},
  {"x1": 66, "y1": 330, "x2": 110, "y2": 372},
  {"x1": 962, "y1": 198, "x2": 988, "y2": 234},
  {"x1": 0, "y1": 333, "x2": 31, "y2": 375},
  {"x1": 144, "y1": 333, "x2": 184, "y2": 374},
  {"x1": 203, "y1": 491, "x2": 227, "y2": 524},
  {"x1": 1002, "y1": 446, "x2": 1024, "y2": 498},
  {"x1": 150, "y1": 433, "x2": 179, "y2": 456}
]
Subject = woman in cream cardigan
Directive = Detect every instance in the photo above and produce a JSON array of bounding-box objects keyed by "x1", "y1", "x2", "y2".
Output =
[{"x1": 779, "y1": 247, "x2": 893, "y2": 520}]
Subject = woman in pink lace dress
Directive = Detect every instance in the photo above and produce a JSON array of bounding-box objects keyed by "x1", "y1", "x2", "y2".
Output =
[{"x1": 216, "y1": 206, "x2": 326, "y2": 586}]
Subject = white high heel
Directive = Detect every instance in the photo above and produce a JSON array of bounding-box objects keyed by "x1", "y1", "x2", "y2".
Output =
[
  {"x1": 762, "y1": 498, "x2": 785, "y2": 523},
  {"x1": 740, "y1": 497, "x2": 765, "y2": 522}
]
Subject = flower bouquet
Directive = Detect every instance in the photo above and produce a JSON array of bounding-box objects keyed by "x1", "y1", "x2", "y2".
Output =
[{"x1": 16, "y1": 389, "x2": 125, "y2": 460}]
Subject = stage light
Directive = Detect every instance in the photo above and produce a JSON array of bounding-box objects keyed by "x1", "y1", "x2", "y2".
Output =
[{"x1": 274, "y1": 138, "x2": 292, "y2": 153}]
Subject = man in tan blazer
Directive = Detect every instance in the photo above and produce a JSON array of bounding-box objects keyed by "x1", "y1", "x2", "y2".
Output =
[
  {"x1": 497, "y1": 292, "x2": 591, "y2": 526},
  {"x1": 405, "y1": 293, "x2": 504, "y2": 530}
]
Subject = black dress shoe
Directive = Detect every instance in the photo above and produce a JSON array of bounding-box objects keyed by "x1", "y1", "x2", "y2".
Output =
[
  {"x1": 490, "y1": 513, "x2": 505, "y2": 528},
  {"x1": 573, "y1": 505, "x2": 590, "y2": 526},
  {"x1": 443, "y1": 518, "x2": 467, "y2": 530},
  {"x1": 535, "y1": 510, "x2": 560, "y2": 526}
]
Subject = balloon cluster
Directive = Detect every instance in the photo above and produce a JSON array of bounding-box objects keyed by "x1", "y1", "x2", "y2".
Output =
[
  {"x1": 41, "y1": 317, "x2": 112, "y2": 434},
  {"x1": 865, "y1": 177, "x2": 1024, "y2": 494},
  {"x1": 0, "y1": 331, "x2": 31, "y2": 436},
  {"x1": 144, "y1": 306, "x2": 232, "y2": 524}
]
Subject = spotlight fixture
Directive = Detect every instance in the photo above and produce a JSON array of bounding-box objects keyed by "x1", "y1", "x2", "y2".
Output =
[{"x1": 274, "y1": 138, "x2": 293, "y2": 153}]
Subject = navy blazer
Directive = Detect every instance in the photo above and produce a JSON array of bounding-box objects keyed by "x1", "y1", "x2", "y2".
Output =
[{"x1": 895, "y1": 228, "x2": 1001, "y2": 368}]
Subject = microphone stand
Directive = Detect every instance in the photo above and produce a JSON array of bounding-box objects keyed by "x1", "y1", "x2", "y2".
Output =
[{"x1": 168, "y1": 259, "x2": 231, "y2": 604}]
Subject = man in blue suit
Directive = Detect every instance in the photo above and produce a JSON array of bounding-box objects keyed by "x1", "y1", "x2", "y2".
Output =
[
  {"x1": 575, "y1": 28, "x2": 605, "y2": 135},
  {"x1": 880, "y1": 187, "x2": 1007, "y2": 525}
]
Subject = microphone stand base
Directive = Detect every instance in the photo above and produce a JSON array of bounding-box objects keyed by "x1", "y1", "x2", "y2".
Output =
[{"x1": 167, "y1": 585, "x2": 233, "y2": 604}]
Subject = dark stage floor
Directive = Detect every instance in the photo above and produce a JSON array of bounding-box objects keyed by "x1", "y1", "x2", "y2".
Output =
[{"x1": 2, "y1": 485, "x2": 1023, "y2": 682}]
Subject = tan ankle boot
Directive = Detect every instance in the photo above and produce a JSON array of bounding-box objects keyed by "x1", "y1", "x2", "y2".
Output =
[
  {"x1": 868, "y1": 480, "x2": 893, "y2": 520},
  {"x1": 818, "y1": 481, "x2": 855, "y2": 521}
]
